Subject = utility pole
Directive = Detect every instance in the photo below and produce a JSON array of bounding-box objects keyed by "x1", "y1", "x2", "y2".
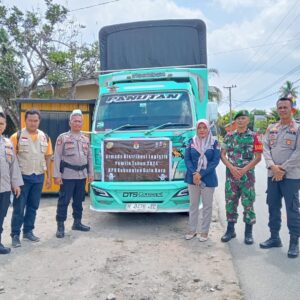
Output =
[{"x1": 223, "y1": 85, "x2": 237, "y2": 132}]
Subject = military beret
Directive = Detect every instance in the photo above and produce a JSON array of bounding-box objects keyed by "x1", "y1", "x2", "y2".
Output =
[{"x1": 234, "y1": 110, "x2": 249, "y2": 120}]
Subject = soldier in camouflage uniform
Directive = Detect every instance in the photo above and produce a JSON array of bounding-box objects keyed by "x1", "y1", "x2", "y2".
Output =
[{"x1": 220, "y1": 110, "x2": 262, "y2": 244}]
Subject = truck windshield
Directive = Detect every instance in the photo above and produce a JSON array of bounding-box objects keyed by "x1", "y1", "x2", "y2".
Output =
[{"x1": 94, "y1": 91, "x2": 193, "y2": 131}]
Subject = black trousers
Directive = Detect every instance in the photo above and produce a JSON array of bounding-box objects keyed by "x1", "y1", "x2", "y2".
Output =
[
  {"x1": 266, "y1": 177, "x2": 300, "y2": 236},
  {"x1": 0, "y1": 192, "x2": 11, "y2": 236},
  {"x1": 56, "y1": 179, "x2": 86, "y2": 222}
]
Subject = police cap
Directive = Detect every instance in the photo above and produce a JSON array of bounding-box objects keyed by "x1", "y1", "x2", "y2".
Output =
[{"x1": 234, "y1": 110, "x2": 250, "y2": 120}]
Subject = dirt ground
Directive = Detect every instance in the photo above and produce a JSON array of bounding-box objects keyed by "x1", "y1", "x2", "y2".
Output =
[{"x1": 0, "y1": 195, "x2": 243, "y2": 300}]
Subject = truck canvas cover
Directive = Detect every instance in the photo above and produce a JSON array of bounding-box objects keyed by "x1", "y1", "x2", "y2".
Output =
[{"x1": 99, "y1": 19, "x2": 207, "y2": 71}]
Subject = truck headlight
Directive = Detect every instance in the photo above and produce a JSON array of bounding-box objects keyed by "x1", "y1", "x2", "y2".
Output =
[
  {"x1": 174, "y1": 188, "x2": 189, "y2": 197},
  {"x1": 92, "y1": 186, "x2": 112, "y2": 198}
]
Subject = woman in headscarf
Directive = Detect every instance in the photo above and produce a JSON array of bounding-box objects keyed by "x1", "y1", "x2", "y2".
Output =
[{"x1": 184, "y1": 119, "x2": 220, "y2": 241}]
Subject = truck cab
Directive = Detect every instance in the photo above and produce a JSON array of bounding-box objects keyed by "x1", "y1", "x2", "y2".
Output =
[{"x1": 90, "y1": 19, "x2": 214, "y2": 212}]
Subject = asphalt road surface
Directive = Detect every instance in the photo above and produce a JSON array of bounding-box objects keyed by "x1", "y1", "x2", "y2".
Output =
[{"x1": 217, "y1": 162, "x2": 300, "y2": 300}]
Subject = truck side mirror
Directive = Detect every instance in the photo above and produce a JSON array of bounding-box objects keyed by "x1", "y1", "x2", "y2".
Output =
[{"x1": 206, "y1": 102, "x2": 218, "y2": 122}]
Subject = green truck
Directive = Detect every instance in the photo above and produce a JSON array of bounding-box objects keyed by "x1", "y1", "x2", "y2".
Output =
[{"x1": 90, "y1": 19, "x2": 217, "y2": 212}]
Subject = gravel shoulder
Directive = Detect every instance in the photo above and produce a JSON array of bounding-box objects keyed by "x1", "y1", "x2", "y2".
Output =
[{"x1": 0, "y1": 193, "x2": 243, "y2": 300}]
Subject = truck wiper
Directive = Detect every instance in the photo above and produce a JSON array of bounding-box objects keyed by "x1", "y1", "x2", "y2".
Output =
[
  {"x1": 145, "y1": 122, "x2": 190, "y2": 135},
  {"x1": 104, "y1": 124, "x2": 149, "y2": 136}
]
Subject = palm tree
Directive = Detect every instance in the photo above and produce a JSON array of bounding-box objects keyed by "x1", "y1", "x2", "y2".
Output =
[
  {"x1": 208, "y1": 68, "x2": 222, "y2": 104},
  {"x1": 279, "y1": 80, "x2": 298, "y2": 98}
]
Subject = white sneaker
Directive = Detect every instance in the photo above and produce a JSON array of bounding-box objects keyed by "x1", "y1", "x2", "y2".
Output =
[{"x1": 185, "y1": 232, "x2": 197, "y2": 240}]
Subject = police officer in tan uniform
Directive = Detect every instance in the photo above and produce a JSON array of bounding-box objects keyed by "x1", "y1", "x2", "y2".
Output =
[
  {"x1": 10, "y1": 109, "x2": 53, "y2": 248},
  {"x1": 54, "y1": 109, "x2": 94, "y2": 238},
  {"x1": 260, "y1": 97, "x2": 300, "y2": 258},
  {"x1": 0, "y1": 112, "x2": 23, "y2": 254}
]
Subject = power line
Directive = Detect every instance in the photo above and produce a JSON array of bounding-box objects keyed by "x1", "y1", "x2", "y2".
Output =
[
  {"x1": 234, "y1": 78, "x2": 300, "y2": 108},
  {"x1": 209, "y1": 35, "x2": 300, "y2": 56},
  {"x1": 237, "y1": 11, "x2": 300, "y2": 90},
  {"x1": 242, "y1": 65, "x2": 300, "y2": 104},
  {"x1": 226, "y1": 0, "x2": 299, "y2": 85},
  {"x1": 70, "y1": 0, "x2": 121, "y2": 12}
]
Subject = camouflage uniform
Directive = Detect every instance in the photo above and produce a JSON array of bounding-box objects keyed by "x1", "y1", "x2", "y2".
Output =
[{"x1": 222, "y1": 129, "x2": 262, "y2": 224}]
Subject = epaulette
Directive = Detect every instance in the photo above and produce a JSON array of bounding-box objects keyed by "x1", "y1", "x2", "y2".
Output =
[{"x1": 81, "y1": 133, "x2": 90, "y2": 142}]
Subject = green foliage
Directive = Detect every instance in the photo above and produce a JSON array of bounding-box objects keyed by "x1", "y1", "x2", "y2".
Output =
[
  {"x1": 254, "y1": 119, "x2": 268, "y2": 134},
  {"x1": 217, "y1": 111, "x2": 235, "y2": 136},
  {"x1": 279, "y1": 80, "x2": 298, "y2": 98},
  {"x1": 0, "y1": 0, "x2": 99, "y2": 127},
  {"x1": 0, "y1": 27, "x2": 24, "y2": 100}
]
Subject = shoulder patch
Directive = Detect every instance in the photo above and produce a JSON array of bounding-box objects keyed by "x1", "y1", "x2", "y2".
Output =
[{"x1": 56, "y1": 136, "x2": 63, "y2": 146}]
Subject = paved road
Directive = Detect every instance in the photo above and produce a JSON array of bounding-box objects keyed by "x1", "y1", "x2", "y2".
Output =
[{"x1": 216, "y1": 162, "x2": 300, "y2": 300}]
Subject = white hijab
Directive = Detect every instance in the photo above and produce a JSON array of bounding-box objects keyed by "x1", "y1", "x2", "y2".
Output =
[{"x1": 192, "y1": 119, "x2": 216, "y2": 171}]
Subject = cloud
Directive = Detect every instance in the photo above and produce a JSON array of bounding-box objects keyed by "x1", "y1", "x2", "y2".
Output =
[
  {"x1": 61, "y1": 0, "x2": 207, "y2": 42},
  {"x1": 208, "y1": 0, "x2": 299, "y2": 70},
  {"x1": 213, "y1": 0, "x2": 273, "y2": 12}
]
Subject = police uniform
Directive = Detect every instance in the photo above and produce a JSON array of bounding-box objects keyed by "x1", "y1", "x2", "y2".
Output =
[
  {"x1": 221, "y1": 110, "x2": 262, "y2": 244},
  {"x1": 261, "y1": 119, "x2": 300, "y2": 255},
  {"x1": 54, "y1": 124, "x2": 93, "y2": 236},
  {"x1": 10, "y1": 128, "x2": 52, "y2": 246},
  {"x1": 0, "y1": 136, "x2": 23, "y2": 254}
]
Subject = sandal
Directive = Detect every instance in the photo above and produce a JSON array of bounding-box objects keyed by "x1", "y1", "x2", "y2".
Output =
[
  {"x1": 198, "y1": 233, "x2": 208, "y2": 242},
  {"x1": 185, "y1": 232, "x2": 197, "y2": 240}
]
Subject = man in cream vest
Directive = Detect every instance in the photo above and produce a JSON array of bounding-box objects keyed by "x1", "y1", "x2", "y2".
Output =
[{"x1": 10, "y1": 109, "x2": 53, "y2": 248}]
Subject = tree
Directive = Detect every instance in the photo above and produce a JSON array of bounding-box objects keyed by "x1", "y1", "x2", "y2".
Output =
[
  {"x1": 46, "y1": 40, "x2": 98, "y2": 99},
  {"x1": 0, "y1": 0, "x2": 99, "y2": 128},
  {"x1": 208, "y1": 68, "x2": 222, "y2": 104},
  {"x1": 0, "y1": 27, "x2": 24, "y2": 128},
  {"x1": 279, "y1": 80, "x2": 298, "y2": 98},
  {"x1": 217, "y1": 111, "x2": 235, "y2": 136}
]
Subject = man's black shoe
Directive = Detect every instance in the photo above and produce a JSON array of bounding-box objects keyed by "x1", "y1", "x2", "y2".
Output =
[
  {"x1": 23, "y1": 232, "x2": 40, "y2": 242},
  {"x1": 244, "y1": 224, "x2": 254, "y2": 245},
  {"x1": 221, "y1": 231, "x2": 236, "y2": 243},
  {"x1": 259, "y1": 237, "x2": 282, "y2": 249},
  {"x1": 244, "y1": 235, "x2": 254, "y2": 245},
  {"x1": 12, "y1": 235, "x2": 21, "y2": 248},
  {"x1": 56, "y1": 222, "x2": 65, "y2": 238},
  {"x1": 287, "y1": 235, "x2": 299, "y2": 258},
  {"x1": 72, "y1": 220, "x2": 90, "y2": 232},
  {"x1": 0, "y1": 243, "x2": 11, "y2": 255}
]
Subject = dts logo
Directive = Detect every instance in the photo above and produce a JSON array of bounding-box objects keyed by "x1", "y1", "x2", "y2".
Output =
[{"x1": 123, "y1": 192, "x2": 138, "y2": 197}]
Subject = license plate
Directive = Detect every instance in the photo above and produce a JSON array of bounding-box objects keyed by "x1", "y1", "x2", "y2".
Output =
[{"x1": 126, "y1": 203, "x2": 158, "y2": 212}]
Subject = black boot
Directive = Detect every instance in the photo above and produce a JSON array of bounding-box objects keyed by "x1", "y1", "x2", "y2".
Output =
[
  {"x1": 287, "y1": 235, "x2": 299, "y2": 258},
  {"x1": 259, "y1": 231, "x2": 282, "y2": 249},
  {"x1": 221, "y1": 222, "x2": 236, "y2": 243},
  {"x1": 72, "y1": 219, "x2": 90, "y2": 232},
  {"x1": 244, "y1": 224, "x2": 254, "y2": 245},
  {"x1": 0, "y1": 236, "x2": 11, "y2": 255},
  {"x1": 56, "y1": 222, "x2": 65, "y2": 238}
]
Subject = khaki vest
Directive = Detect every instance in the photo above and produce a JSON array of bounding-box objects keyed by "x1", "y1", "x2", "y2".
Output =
[{"x1": 17, "y1": 129, "x2": 48, "y2": 175}]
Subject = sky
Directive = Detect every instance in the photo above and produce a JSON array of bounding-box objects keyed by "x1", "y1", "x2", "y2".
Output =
[{"x1": 2, "y1": 0, "x2": 300, "y2": 114}]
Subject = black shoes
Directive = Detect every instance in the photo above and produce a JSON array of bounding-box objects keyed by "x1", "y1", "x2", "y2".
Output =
[
  {"x1": 56, "y1": 222, "x2": 65, "y2": 238},
  {"x1": 0, "y1": 243, "x2": 11, "y2": 255},
  {"x1": 221, "y1": 222, "x2": 236, "y2": 242},
  {"x1": 287, "y1": 235, "x2": 299, "y2": 259},
  {"x1": 259, "y1": 237, "x2": 282, "y2": 249},
  {"x1": 72, "y1": 219, "x2": 90, "y2": 232},
  {"x1": 221, "y1": 231, "x2": 236, "y2": 242},
  {"x1": 23, "y1": 232, "x2": 40, "y2": 242},
  {"x1": 12, "y1": 235, "x2": 21, "y2": 248},
  {"x1": 244, "y1": 224, "x2": 254, "y2": 245}
]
